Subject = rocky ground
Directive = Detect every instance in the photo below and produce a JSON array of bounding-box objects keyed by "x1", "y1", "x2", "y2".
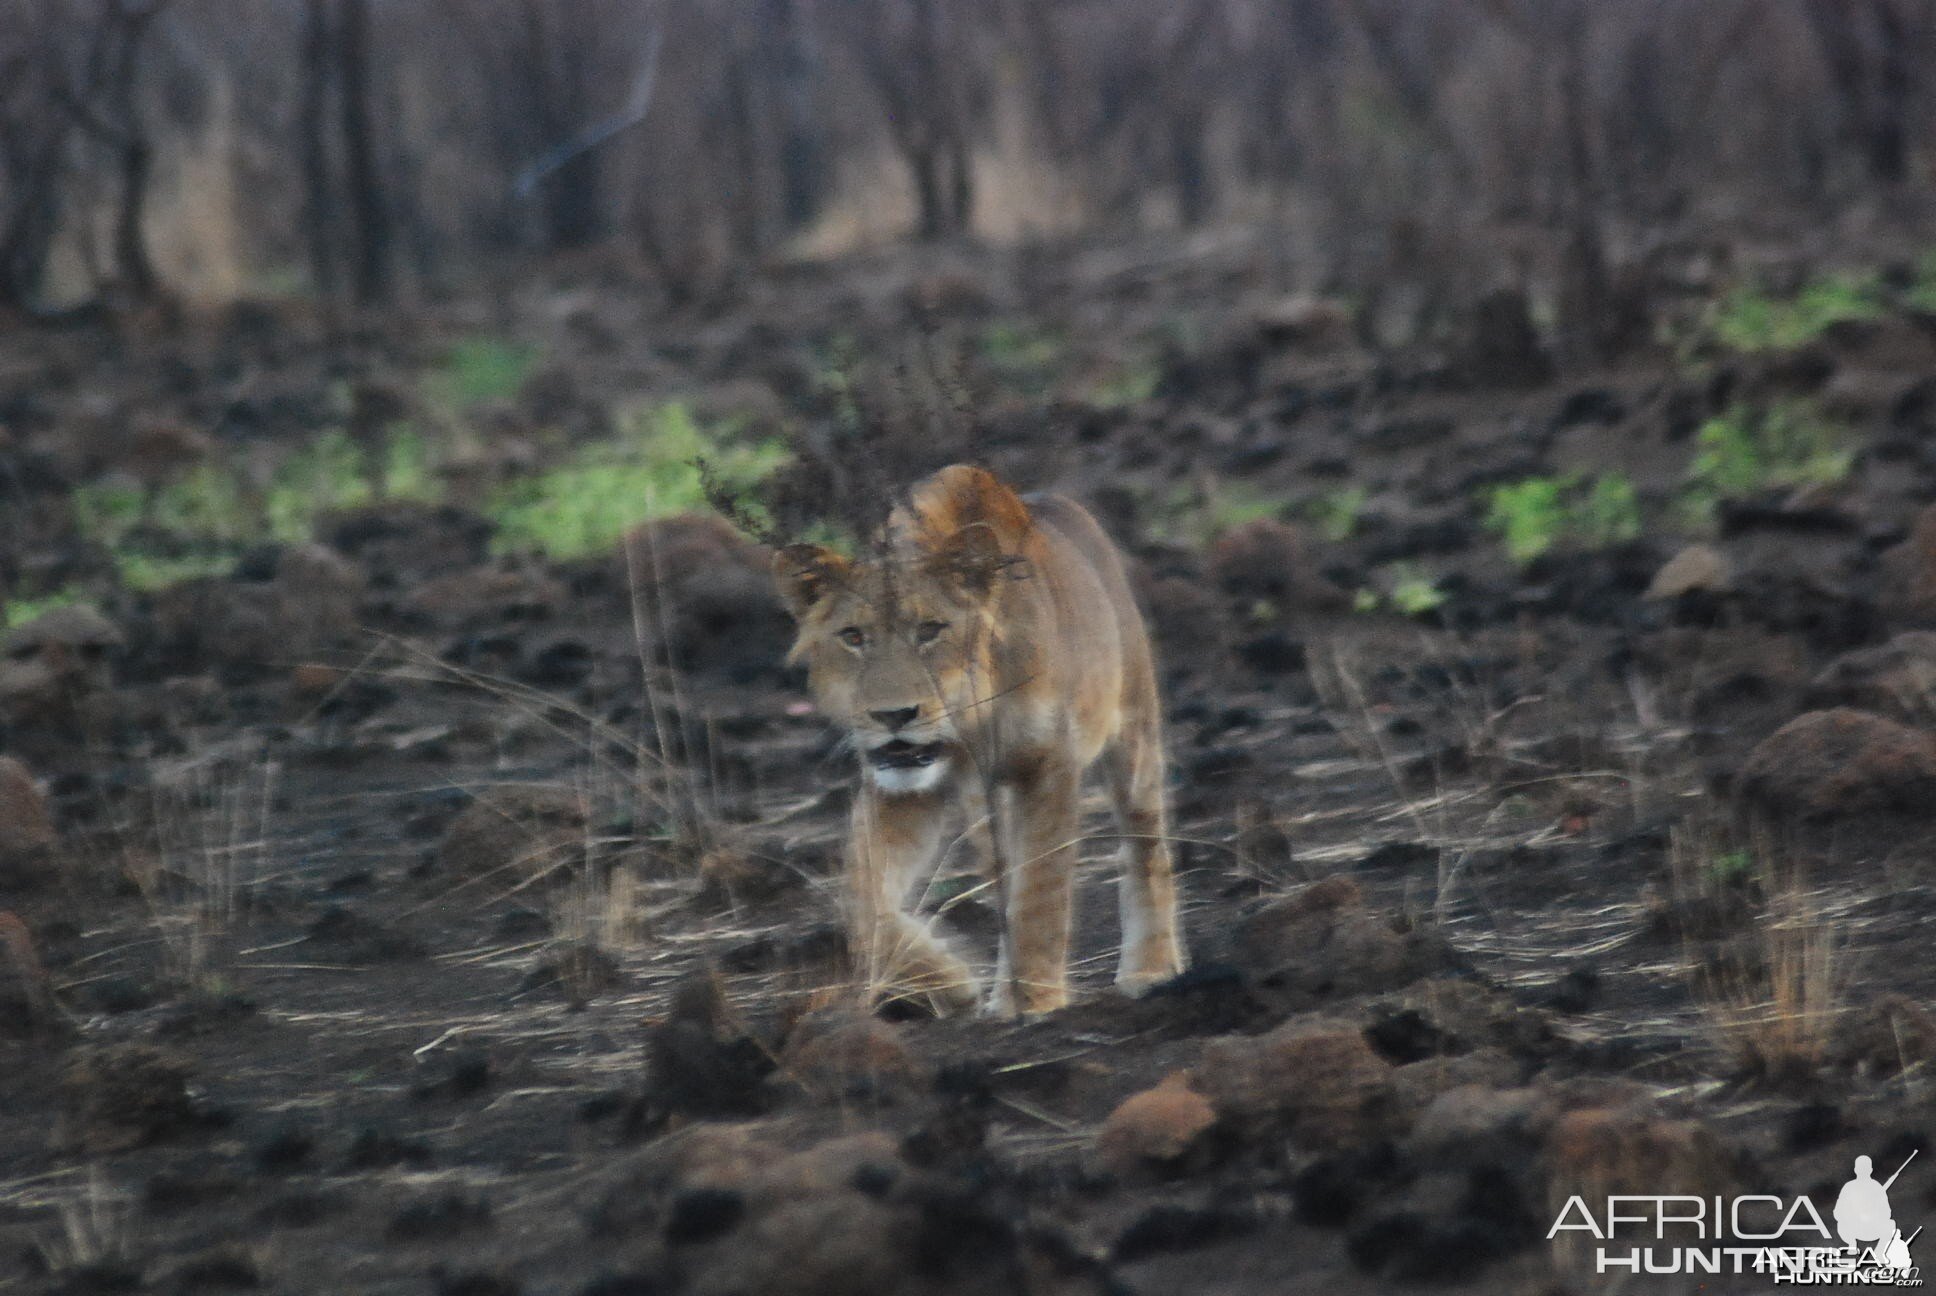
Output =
[{"x1": 2, "y1": 229, "x2": 1936, "y2": 1294}]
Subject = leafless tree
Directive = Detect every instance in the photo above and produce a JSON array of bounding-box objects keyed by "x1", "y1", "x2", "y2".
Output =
[{"x1": 833, "y1": 0, "x2": 985, "y2": 240}]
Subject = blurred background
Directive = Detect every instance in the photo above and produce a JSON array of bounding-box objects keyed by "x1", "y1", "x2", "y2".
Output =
[
  {"x1": 3, "y1": 0, "x2": 1931, "y2": 345},
  {"x1": 7, "y1": 10, "x2": 1936, "y2": 1292}
]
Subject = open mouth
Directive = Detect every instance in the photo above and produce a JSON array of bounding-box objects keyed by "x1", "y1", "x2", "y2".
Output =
[{"x1": 866, "y1": 739, "x2": 945, "y2": 771}]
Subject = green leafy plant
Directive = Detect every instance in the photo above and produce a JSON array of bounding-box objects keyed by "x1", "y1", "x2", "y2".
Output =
[
  {"x1": 265, "y1": 430, "x2": 376, "y2": 542},
  {"x1": 1483, "y1": 473, "x2": 1641, "y2": 564},
  {"x1": 1683, "y1": 401, "x2": 1850, "y2": 523},
  {"x1": 978, "y1": 322, "x2": 1064, "y2": 395},
  {"x1": 72, "y1": 482, "x2": 146, "y2": 548},
  {"x1": 2, "y1": 585, "x2": 84, "y2": 628},
  {"x1": 1574, "y1": 474, "x2": 1643, "y2": 548},
  {"x1": 1484, "y1": 477, "x2": 1565, "y2": 564},
  {"x1": 1908, "y1": 250, "x2": 1936, "y2": 314},
  {"x1": 1085, "y1": 359, "x2": 1161, "y2": 408},
  {"x1": 115, "y1": 551, "x2": 235, "y2": 593},
  {"x1": 379, "y1": 426, "x2": 440, "y2": 501},
  {"x1": 1303, "y1": 486, "x2": 1367, "y2": 542},
  {"x1": 1145, "y1": 480, "x2": 1283, "y2": 548},
  {"x1": 1389, "y1": 566, "x2": 1447, "y2": 616},
  {"x1": 1708, "y1": 849, "x2": 1755, "y2": 886},
  {"x1": 1707, "y1": 272, "x2": 1882, "y2": 353},
  {"x1": 1353, "y1": 564, "x2": 1446, "y2": 617},
  {"x1": 488, "y1": 402, "x2": 788, "y2": 559},
  {"x1": 71, "y1": 422, "x2": 439, "y2": 602},
  {"x1": 423, "y1": 336, "x2": 541, "y2": 410}
]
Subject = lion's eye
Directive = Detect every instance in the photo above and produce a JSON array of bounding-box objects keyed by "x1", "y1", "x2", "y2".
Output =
[
  {"x1": 915, "y1": 620, "x2": 947, "y2": 645},
  {"x1": 837, "y1": 627, "x2": 867, "y2": 649}
]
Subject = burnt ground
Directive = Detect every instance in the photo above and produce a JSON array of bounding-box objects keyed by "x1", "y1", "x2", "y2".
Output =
[{"x1": 3, "y1": 229, "x2": 1936, "y2": 1294}]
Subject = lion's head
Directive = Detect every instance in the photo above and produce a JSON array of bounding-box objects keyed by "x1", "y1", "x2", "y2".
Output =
[{"x1": 772, "y1": 467, "x2": 1031, "y2": 796}]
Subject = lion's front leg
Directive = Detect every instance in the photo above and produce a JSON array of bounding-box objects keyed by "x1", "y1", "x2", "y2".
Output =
[
  {"x1": 1102, "y1": 718, "x2": 1185, "y2": 995},
  {"x1": 849, "y1": 786, "x2": 979, "y2": 1014},
  {"x1": 986, "y1": 761, "x2": 1080, "y2": 1017}
]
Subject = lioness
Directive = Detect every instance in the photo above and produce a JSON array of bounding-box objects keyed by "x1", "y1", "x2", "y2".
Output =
[{"x1": 773, "y1": 465, "x2": 1185, "y2": 1015}]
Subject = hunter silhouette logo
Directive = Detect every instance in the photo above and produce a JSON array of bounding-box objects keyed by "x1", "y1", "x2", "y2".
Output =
[
  {"x1": 1548, "y1": 1147, "x2": 1923, "y2": 1283},
  {"x1": 1836, "y1": 1152, "x2": 1919, "y2": 1275}
]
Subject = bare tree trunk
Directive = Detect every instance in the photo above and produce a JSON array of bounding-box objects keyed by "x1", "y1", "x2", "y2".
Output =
[
  {"x1": 104, "y1": 0, "x2": 170, "y2": 300},
  {"x1": 1867, "y1": 0, "x2": 1910, "y2": 185},
  {"x1": 1803, "y1": 0, "x2": 1912, "y2": 187},
  {"x1": 947, "y1": 129, "x2": 973, "y2": 233},
  {"x1": 1554, "y1": 2, "x2": 1612, "y2": 366},
  {"x1": 1167, "y1": 110, "x2": 1213, "y2": 228},
  {"x1": 337, "y1": 0, "x2": 390, "y2": 304},
  {"x1": 763, "y1": 0, "x2": 823, "y2": 231},
  {"x1": 721, "y1": 22, "x2": 765, "y2": 261},
  {"x1": 299, "y1": 0, "x2": 338, "y2": 300},
  {"x1": 910, "y1": 0, "x2": 952, "y2": 240},
  {"x1": 520, "y1": 3, "x2": 604, "y2": 251},
  {"x1": 911, "y1": 145, "x2": 947, "y2": 240},
  {"x1": 0, "y1": 133, "x2": 69, "y2": 310}
]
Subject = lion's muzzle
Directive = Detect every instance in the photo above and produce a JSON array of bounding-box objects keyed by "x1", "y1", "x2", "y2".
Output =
[{"x1": 864, "y1": 738, "x2": 952, "y2": 794}]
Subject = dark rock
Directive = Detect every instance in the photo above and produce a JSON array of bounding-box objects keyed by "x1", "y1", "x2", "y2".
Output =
[
  {"x1": 1291, "y1": 1142, "x2": 1404, "y2": 1226},
  {"x1": 253, "y1": 1123, "x2": 315, "y2": 1172},
  {"x1": 1113, "y1": 1201, "x2": 1257, "y2": 1262},
  {"x1": 644, "y1": 972, "x2": 773, "y2": 1119},
  {"x1": 1737, "y1": 708, "x2": 1936, "y2": 820},
  {"x1": 1365, "y1": 416, "x2": 1454, "y2": 452},
  {"x1": 1365, "y1": 1009, "x2": 1454, "y2": 1065},
  {"x1": 344, "y1": 1127, "x2": 433, "y2": 1170},
  {"x1": 664, "y1": 1188, "x2": 745, "y2": 1244},
  {"x1": 1195, "y1": 1019, "x2": 1404, "y2": 1150},
  {"x1": 1880, "y1": 502, "x2": 1936, "y2": 626},
  {"x1": 386, "y1": 1192, "x2": 492, "y2": 1242},
  {"x1": 58, "y1": 1045, "x2": 200, "y2": 1153},
  {"x1": 1234, "y1": 633, "x2": 1306, "y2": 674},
  {"x1": 622, "y1": 513, "x2": 791, "y2": 681},
  {"x1": 1810, "y1": 632, "x2": 1936, "y2": 721},
  {"x1": 1235, "y1": 877, "x2": 1433, "y2": 999},
  {"x1": 1209, "y1": 519, "x2": 1349, "y2": 614},
  {"x1": 438, "y1": 785, "x2": 587, "y2": 885},
  {"x1": 1456, "y1": 288, "x2": 1554, "y2": 389},
  {"x1": 431, "y1": 1270, "x2": 521, "y2": 1296}
]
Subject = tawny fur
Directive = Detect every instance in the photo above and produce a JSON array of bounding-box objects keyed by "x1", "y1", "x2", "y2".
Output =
[{"x1": 774, "y1": 465, "x2": 1185, "y2": 1015}]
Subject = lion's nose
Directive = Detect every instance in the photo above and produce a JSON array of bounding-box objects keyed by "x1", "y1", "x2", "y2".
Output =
[{"x1": 870, "y1": 706, "x2": 920, "y2": 731}]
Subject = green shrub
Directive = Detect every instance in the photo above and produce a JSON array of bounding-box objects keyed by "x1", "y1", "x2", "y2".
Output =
[
  {"x1": 1389, "y1": 567, "x2": 1447, "y2": 616},
  {"x1": 424, "y1": 336, "x2": 541, "y2": 410},
  {"x1": 1353, "y1": 564, "x2": 1446, "y2": 617},
  {"x1": 72, "y1": 424, "x2": 437, "y2": 600},
  {"x1": 72, "y1": 481, "x2": 146, "y2": 548},
  {"x1": 2, "y1": 585, "x2": 84, "y2": 629},
  {"x1": 1145, "y1": 480, "x2": 1283, "y2": 548},
  {"x1": 978, "y1": 322, "x2": 1064, "y2": 396},
  {"x1": 1485, "y1": 478, "x2": 1565, "y2": 564},
  {"x1": 379, "y1": 426, "x2": 440, "y2": 501},
  {"x1": 1483, "y1": 473, "x2": 1641, "y2": 565},
  {"x1": 1683, "y1": 401, "x2": 1850, "y2": 522},
  {"x1": 1574, "y1": 474, "x2": 1643, "y2": 548},
  {"x1": 487, "y1": 402, "x2": 788, "y2": 559},
  {"x1": 115, "y1": 552, "x2": 235, "y2": 592},
  {"x1": 1303, "y1": 486, "x2": 1367, "y2": 542},
  {"x1": 1708, "y1": 272, "x2": 1883, "y2": 353},
  {"x1": 266, "y1": 430, "x2": 375, "y2": 542},
  {"x1": 1085, "y1": 359, "x2": 1161, "y2": 408},
  {"x1": 1909, "y1": 250, "x2": 1936, "y2": 314}
]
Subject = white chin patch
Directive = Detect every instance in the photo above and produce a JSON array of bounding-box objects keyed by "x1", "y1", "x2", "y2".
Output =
[{"x1": 869, "y1": 758, "x2": 950, "y2": 796}]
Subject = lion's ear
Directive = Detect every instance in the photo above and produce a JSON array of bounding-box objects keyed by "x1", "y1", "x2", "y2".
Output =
[
  {"x1": 930, "y1": 522, "x2": 1021, "y2": 599},
  {"x1": 772, "y1": 544, "x2": 848, "y2": 618}
]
